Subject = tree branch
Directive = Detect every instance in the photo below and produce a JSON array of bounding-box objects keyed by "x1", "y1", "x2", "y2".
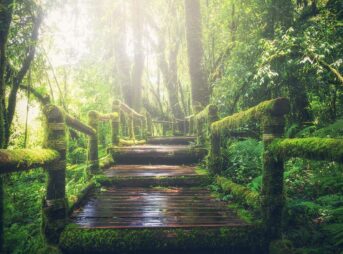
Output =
[
  {"x1": 6, "y1": 8, "x2": 43, "y2": 137},
  {"x1": 318, "y1": 58, "x2": 343, "y2": 85}
]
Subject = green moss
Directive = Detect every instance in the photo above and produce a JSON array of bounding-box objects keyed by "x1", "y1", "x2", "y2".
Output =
[
  {"x1": 216, "y1": 176, "x2": 260, "y2": 209},
  {"x1": 195, "y1": 167, "x2": 209, "y2": 175},
  {"x1": 99, "y1": 154, "x2": 114, "y2": 169},
  {"x1": 68, "y1": 182, "x2": 95, "y2": 213},
  {"x1": 311, "y1": 119, "x2": 343, "y2": 138},
  {"x1": 59, "y1": 224, "x2": 265, "y2": 254},
  {"x1": 211, "y1": 98, "x2": 289, "y2": 135},
  {"x1": 0, "y1": 149, "x2": 60, "y2": 173},
  {"x1": 37, "y1": 245, "x2": 62, "y2": 254},
  {"x1": 270, "y1": 138, "x2": 343, "y2": 163},
  {"x1": 194, "y1": 104, "x2": 216, "y2": 122},
  {"x1": 227, "y1": 203, "x2": 255, "y2": 224},
  {"x1": 119, "y1": 139, "x2": 146, "y2": 146},
  {"x1": 269, "y1": 239, "x2": 294, "y2": 254}
]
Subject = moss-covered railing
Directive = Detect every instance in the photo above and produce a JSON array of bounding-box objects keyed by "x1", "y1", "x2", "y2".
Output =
[
  {"x1": 113, "y1": 100, "x2": 147, "y2": 145},
  {"x1": 193, "y1": 97, "x2": 343, "y2": 247},
  {"x1": 0, "y1": 103, "x2": 120, "y2": 251},
  {"x1": 203, "y1": 98, "x2": 290, "y2": 244}
]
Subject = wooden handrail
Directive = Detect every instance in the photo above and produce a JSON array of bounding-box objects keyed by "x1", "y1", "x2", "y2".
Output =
[
  {"x1": 271, "y1": 137, "x2": 343, "y2": 163},
  {"x1": 211, "y1": 97, "x2": 289, "y2": 135},
  {"x1": 118, "y1": 100, "x2": 145, "y2": 119},
  {"x1": 152, "y1": 120, "x2": 173, "y2": 124},
  {"x1": 0, "y1": 149, "x2": 60, "y2": 174},
  {"x1": 65, "y1": 113, "x2": 96, "y2": 136}
]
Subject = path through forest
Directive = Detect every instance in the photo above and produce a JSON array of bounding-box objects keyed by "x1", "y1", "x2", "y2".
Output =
[{"x1": 71, "y1": 136, "x2": 246, "y2": 229}]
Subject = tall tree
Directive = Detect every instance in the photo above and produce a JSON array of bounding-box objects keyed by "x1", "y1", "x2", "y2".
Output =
[
  {"x1": 148, "y1": 1, "x2": 185, "y2": 119},
  {"x1": 184, "y1": 0, "x2": 210, "y2": 110},
  {"x1": 0, "y1": 1, "x2": 42, "y2": 250},
  {"x1": 0, "y1": 0, "x2": 13, "y2": 149},
  {"x1": 0, "y1": 1, "x2": 13, "y2": 249},
  {"x1": 114, "y1": 3, "x2": 132, "y2": 107},
  {"x1": 130, "y1": 0, "x2": 144, "y2": 111}
]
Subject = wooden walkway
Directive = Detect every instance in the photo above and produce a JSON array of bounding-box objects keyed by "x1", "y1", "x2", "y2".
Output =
[
  {"x1": 104, "y1": 165, "x2": 198, "y2": 177},
  {"x1": 70, "y1": 136, "x2": 245, "y2": 230},
  {"x1": 71, "y1": 187, "x2": 245, "y2": 228}
]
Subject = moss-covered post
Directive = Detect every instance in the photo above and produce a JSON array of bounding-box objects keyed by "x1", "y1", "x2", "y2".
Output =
[
  {"x1": 188, "y1": 116, "x2": 194, "y2": 136},
  {"x1": 112, "y1": 101, "x2": 120, "y2": 146},
  {"x1": 208, "y1": 105, "x2": 221, "y2": 174},
  {"x1": 111, "y1": 115, "x2": 119, "y2": 146},
  {"x1": 42, "y1": 105, "x2": 68, "y2": 245},
  {"x1": 0, "y1": 175, "x2": 3, "y2": 252},
  {"x1": 139, "y1": 118, "x2": 144, "y2": 139},
  {"x1": 129, "y1": 113, "x2": 135, "y2": 141},
  {"x1": 196, "y1": 117, "x2": 206, "y2": 145},
  {"x1": 146, "y1": 112, "x2": 152, "y2": 137},
  {"x1": 88, "y1": 111, "x2": 99, "y2": 174},
  {"x1": 171, "y1": 120, "x2": 175, "y2": 136},
  {"x1": 208, "y1": 105, "x2": 219, "y2": 132},
  {"x1": 261, "y1": 113, "x2": 286, "y2": 244},
  {"x1": 121, "y1": 113, "x2": 127, "y2": 137},
  {"x1": 162, "y1": 122, "x2": 167, "y2": 136}
]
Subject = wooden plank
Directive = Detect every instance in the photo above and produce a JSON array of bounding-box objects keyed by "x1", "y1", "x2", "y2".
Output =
[
  {"x1": 147, "y1": 136, "x2": 196, "y2": 145},
  {"x1": 104, "y1": 165, "x2": 198, "y2": 177},
  {"x1": 108, "y1": 146, "x2": 207, "y2": 165},
  {"x1": 71, "y1": 187, "x2": 245, "y2": 229}
]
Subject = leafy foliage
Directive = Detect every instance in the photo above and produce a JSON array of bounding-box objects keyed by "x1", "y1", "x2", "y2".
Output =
[{"x1": 222, "y1": 139, "x2": 263, "y2": 185}]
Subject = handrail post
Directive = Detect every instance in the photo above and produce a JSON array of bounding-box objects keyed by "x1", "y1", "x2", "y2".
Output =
[
  {"x1": 139, "y1": 118, "x2": 143, "y2": 140},
  {"x1": 261, "y1": 113, "x2": 286, "y2": 244},
  {"x1": 188, "y1": 116, "x2": 194, "y2": 136},
  {"x1": 129, "y1": 113, "x2": 135, "y2": 141},
  {"x1": 146, "y1": 112, "x2": 152, "y2": 137},
  {"x1": 112, "y1": 101, "x2": 120, "y2": 146},
  {"x1": 88, "y1": 111, "x2": 99, "y2": 174},
  {"x1": 196, "y1": 118, "x2": 205, "y2": 145},
  {"x1": 42, "y1": 105, "x2": 68, "y2": 244},
  {"x1": 171, "y1": 120, "x2": 175, "y2": 136},
  {"x1": 208, "y1": 105, "x2": 220, "y2": 174}
]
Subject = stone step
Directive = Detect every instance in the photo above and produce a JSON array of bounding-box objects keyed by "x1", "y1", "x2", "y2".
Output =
[
  {"x1": 108, "y1": 145, "x2": 207, "y2": 165},
  {"x1": 147, "y1": 136, "x2": 196, "y2": 145}
]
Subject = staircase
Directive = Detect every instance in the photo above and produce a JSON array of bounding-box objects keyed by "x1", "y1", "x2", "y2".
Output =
[{"x1": 60, "y1": 137, "x2": 263, "y2": 254}]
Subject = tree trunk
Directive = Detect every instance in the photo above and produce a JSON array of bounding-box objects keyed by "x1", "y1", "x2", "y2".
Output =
[
  {"x1": 114, "y1": 4, "x2": 132, "y2": 107},
  {"x1": 0, "y1": 1, "x2": 14, "y2": 251},
  {"x1": 287, "y1": 75, "x2": 312, "y2": 124},
  {"x1": 263, "y1": 0, "x2": 293, "y2": 39},
  {"x1": 184, "y1": 0, "x2": 210, "y2": 109},
  {"x1": 130, "y1": 0, "x2": 144, "y2": 111},
  {"x1": 0, "y1": 0, "x2": 13, "y2": 149}
]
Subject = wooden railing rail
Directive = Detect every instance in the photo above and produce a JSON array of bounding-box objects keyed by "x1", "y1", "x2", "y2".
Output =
[
  {"x1": 193, "y1": 104, "x2": 219, "y2": 145},
  {"x1": 0, "y1": 103, "x2": 118, "y2": 249},
  {"x1": 0, "y1": 149, "x2": 59, "y2": 174},
  {"x1": 193, "y1": 97, "x2": 343, "y2": 245},
  {"x1": 113, "y1": 100, "x2": 147, "y2": 142},
  {"x1": 204, "y1": 98, "x2": 290, "y2": 243}
]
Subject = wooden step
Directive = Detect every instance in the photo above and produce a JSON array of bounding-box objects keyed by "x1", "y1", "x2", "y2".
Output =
[
  {"x1": 71, "y1": 187, "x2": 246, "y2": 228},
  {"x1": 104, "y1": 165, "x2": 198, "y2": 177},
  {"x1": 147, "y1": 136, "x2": 196, "y2": 145},
  {"x1": 108, "y1": 145, "x2": 207, "y2": 165},
  {"x1": 62, "y1": 187, "x2": 264, "y2": 254},
  {"x1": 97, "y1": 175, "x2": 210, "y2": 188}
]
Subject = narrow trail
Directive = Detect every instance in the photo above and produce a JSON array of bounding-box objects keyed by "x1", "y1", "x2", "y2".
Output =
[{"x1": 70, "y1": 136, "x2": 247, "y2": 232}]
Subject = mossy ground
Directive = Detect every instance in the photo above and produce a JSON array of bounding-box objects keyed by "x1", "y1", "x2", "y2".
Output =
[{"x1": 59, "y1": 224, "x2": 265, "y2": 254}]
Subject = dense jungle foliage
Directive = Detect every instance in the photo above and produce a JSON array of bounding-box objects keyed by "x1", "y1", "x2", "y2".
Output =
[{"x1": 0, "y1": 0, "x2": 342, "y2": 253}]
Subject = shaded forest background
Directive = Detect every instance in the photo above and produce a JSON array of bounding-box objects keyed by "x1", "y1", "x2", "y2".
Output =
[{"x1": 0, "y1": 0, "x2": 342, "y2": 253}]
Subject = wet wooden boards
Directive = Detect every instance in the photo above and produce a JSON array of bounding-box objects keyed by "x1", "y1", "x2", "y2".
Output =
[
  {"x1": 71, "y1": 187, "x2": 245, "y2": 228},
  {"x1": 104, "y1": 165, "x2": 198, "y2": 177}
]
